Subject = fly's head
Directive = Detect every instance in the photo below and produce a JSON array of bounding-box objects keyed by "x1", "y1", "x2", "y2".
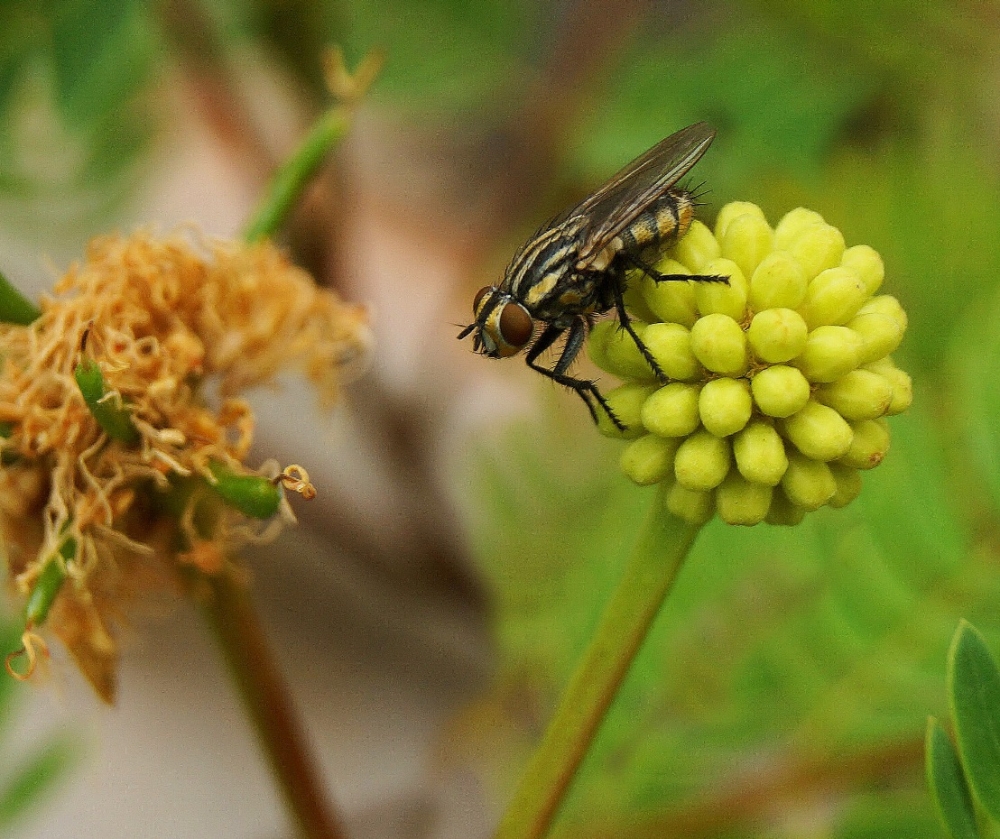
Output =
[{"x1": 458, "y1": 286, "x2": 534, "y2": 359}]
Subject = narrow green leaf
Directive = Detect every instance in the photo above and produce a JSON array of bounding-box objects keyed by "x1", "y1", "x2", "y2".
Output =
[
  {"x1": 0, "y1": 732, "x2": 81, "y2": 829},
  {"x1": 0, "y1": 271, "x2": 40, "y2": 325},
  {"x1": 926, "y1": 717, "x2": 979, "y2": 839},
  {"x1": 949, "y1": 620, "x2": 1000, "y2": 822},
  {"x1": 207, "y1": 461, "x2": 281, "y2": 519},
  {"x1": 24, "y1": 557, "x2": 66, "y2": 629},
  {"x1": 73, "y1": 358, "x2": 140, "y2": 445}
]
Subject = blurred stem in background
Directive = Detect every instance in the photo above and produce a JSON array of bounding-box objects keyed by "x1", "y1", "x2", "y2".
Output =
[{"x1": 196, "y1": 53, "x2": 376, "y2": 839}]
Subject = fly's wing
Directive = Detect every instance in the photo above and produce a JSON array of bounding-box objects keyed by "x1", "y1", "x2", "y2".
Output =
[{"x1": 563, "y1": 122, "x2": 716, "y2": 267}]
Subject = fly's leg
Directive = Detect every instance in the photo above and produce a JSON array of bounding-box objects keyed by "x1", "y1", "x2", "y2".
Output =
[
  {"x1": 608, "y1": 274, "x2": 670, "y2": 383},
  {"x1": 624, "y1": 251, "x2": 729, "y2": 285},
  {"x1": 613, "y1": 254, "x2": 729, "y2": 382},
  {"x1": 526, "y1": 320, "x2": 626, "y2": 431}
]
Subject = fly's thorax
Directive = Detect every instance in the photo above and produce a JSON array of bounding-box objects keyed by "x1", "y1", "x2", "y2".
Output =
[
  {"x1": 504, "y1": 217, "x2": 589, "y2": 308},
  {"x1": 471, "y1": 286, "x2": 534, "y2": 358}
]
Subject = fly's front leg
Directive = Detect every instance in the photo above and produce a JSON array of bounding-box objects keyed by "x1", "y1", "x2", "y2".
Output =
[{"x1": 526, "y1": 320, "x2": 625, "y2": 431}]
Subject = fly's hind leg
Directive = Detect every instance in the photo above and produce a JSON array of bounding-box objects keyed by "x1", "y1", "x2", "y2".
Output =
[
  {"x1": 624, "y1": 251, "x2": 729, "y2": 285},
  {"x1": 526, "y1": 320, "x2": 625, "y2": 431}
]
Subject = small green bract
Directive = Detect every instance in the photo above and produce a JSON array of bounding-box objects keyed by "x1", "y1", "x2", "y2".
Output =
[{"x1": 589, "y1": 204, "x2": 910, "y2": 526}]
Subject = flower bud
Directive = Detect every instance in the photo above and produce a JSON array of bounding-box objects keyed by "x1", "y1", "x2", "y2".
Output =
[
  {"x1": 781, "y1": 452, "x2": 837, "y2": 510},
  {"x1": 748, "y1": 251, "x2": 808, "y2": 311},
  {"x1": 716, "y1": 471, "x2": 773, "y2": 526},
  {"x1": 673, "y1": 220, "x2": 720, "y2": 272},
  {"x1": 699, "y1": 377, "x2": 752, "y2": 437},
  {"x1": 774, "y1": 208, "x2": 826, "y2": 249},
  {"x1": 641, "y1": 382, "x2": 701, "y2": 438},
  {"x1": 780, "y1": 400, "x2": 854, "y2": 461},
  {"x1": 690, "y1": 313, "x2": 748, "y2": 375},
  {"x1": 798, "y1": 266, "x2": 868, "y2": 328},
  {"x1": 587, "y1": 320, "x2": 617, "y2": 373},
  {"x1": 827, "y1": 462, "x2": 863, "y2": 508},
  {"x1": 786, "y1": 223, "x2": 846, "y2": 280},
  {"x1": 733, "y1": 421, "x2": 788, "y2": 485},
  {"x1": 694, "y1": 258, "x2": 748, "y2": 321},
  {"x1": 643, "y1": 322, "x2": 702, "y2": 381},
  {"x1": 623, "y1": 280, "x2": 658, "y2": 323},
  {"x1": 665, "y1": 482, "x2": 715, "y2": 524},
  {"x1": 847, "y1": 312, "x2": 904, "y2": 364},
  {"x1": 839, "y1": 418, "x2": 891, "y2": 469},
  {"x1": 720, "y1": 212, "x2": 774, "y2": 278},
  {"x1": 595, "y1": 383, "x2": 657, "y2": 439},
  {"x1": 748, "y1": 308, "x2": 808, "y2": 363},
  {"x1": 750, "y1": 365, "x2": 811, "y2": 418},
  {"x1": 815, "y1": 369, "x2": 893, "y2": 420},
  {"x1": 600, "y1": 321, "x2": 656, "y2": 381},
  {"x1": 794, "y1": 325, "x2": 863, "y2": 383},
  {"x1": 856, "y1": 295, "x2": 907, "y2": 334},
  {"x1": 620, "y1": 434, "x2": 680, "y2": 485},
  {"x1": 841, "y1": 244, "x2": 884, "y2": 295},
  {"x1": 765, "y1": 490, "x2": 807, "y2": 526},
  {"x1": 673, "y1": 430, "x2": 731, "y2": 491},
  {"x1": 715, "y1": 202, "x2": 768, "y2": 240},
  {"x1": 864, "y1": 359, "x2": 912, "y2": 415}
]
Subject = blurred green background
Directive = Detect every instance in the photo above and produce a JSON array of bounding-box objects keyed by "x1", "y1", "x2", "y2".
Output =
[{"x1": 2, "y1": 1, "x2": 1000, "y2": 837}]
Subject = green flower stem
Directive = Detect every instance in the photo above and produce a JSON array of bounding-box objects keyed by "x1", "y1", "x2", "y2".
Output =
[
  {"x1": 494, "y1": 491, "x2": 703, "y2": 839},
  {"x1": 200, "y1": 568, "x2": 347, "y2": 839},
  {"x1": 243, "y1": 107, "x2": 351, "y2": 243},
  {"x1": 0, "y1": 269, "x2": 41, "y2": 325}
]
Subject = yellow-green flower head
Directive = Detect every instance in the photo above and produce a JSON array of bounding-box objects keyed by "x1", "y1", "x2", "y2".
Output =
[{"x1": 588, "y1": 203, "x2": 910, "y2": 527}]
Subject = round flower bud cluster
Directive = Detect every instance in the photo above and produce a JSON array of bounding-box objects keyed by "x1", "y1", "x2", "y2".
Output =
[{"x1": 588, "y1": 203, "x2": 910, "y2": 527}]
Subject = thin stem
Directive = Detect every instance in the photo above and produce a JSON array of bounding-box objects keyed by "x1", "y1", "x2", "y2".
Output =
[
  {"x1": 243, "y1": 107, "x2": 351, "y2": 243},
  {"x1": 493, "y1": 490, "x2": 703, "y2": 839},
  {"x1": 200, "y1": 568, "x2": 348, "y2": 839}
]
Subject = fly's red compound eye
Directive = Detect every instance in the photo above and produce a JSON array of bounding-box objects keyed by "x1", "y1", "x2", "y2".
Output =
[
  {"x1": 498, "y1": 302, "x2": 533, "y2": 349},
  {"x1": 472, "y1": 286, "x2": 491, "y2": 314}
]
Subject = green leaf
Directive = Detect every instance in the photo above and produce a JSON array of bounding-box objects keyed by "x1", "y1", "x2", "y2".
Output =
[
  {"x1": 948, "y1": 620, "x2": 1000, "y2": 822},
  {"x1": 207, "y1": 461, "x2": 281, "y2": 519},
  {"x1": 0, "y1": 270, "x2": 40, "y2": 325},
  {"x1": 0, "y1": 732, "x2": 81, "y2": 829},
  {"x1": 73, "y1": 357, "x2": 141, "y2": 445},
  {"x1": 926, "y1": 716, "x2": 979, "y2": 839}
]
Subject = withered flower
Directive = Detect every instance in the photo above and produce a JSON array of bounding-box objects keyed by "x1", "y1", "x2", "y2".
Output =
[{"x1": 0, "y1": 231, "x2": 368, "y2": 702}]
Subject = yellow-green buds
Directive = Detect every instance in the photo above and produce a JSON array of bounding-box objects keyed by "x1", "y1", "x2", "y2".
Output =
[{"x1": 589, "y1": 203, "x2": 910, "y2": 526}]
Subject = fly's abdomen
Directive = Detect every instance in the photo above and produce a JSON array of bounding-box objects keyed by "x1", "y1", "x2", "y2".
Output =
[{"x1": 617, "y1": 188, "x2": 696, "y2": 255}]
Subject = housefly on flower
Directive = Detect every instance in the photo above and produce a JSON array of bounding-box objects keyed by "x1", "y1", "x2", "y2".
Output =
[{"x1": 459, "y1": 122, "x2": 726, "y2": 429}]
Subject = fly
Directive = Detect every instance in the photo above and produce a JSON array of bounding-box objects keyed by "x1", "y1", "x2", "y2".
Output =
[{"x1": 458, "y1": 122, "x2": 727, "y2": 429}]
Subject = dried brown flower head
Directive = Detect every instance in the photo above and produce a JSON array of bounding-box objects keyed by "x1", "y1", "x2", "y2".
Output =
[{"x1": 0, "y1": 231, "x2": 369, "y2": 701}]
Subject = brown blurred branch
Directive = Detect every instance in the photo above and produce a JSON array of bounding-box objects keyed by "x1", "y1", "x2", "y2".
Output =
[{"x1": 157, "y1": 0, "x2": 277, "y2": 175}]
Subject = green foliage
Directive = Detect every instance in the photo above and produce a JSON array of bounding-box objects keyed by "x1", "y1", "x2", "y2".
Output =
[
  {"x1": 468, "y1": 396, "x2": 979, "y2": 835},
  {"x1": 927, "y1": 718, "x2": 979, "y2": 839},
  {"x1": 0, "y1": 0, "x2": 161, "y2": 234},
  {"x1": 926, "y1": 621, "x2": 1000, "y2": 838},
  {"x1": 0, "y1": 617, "x2": 81, "y2": 833}
]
